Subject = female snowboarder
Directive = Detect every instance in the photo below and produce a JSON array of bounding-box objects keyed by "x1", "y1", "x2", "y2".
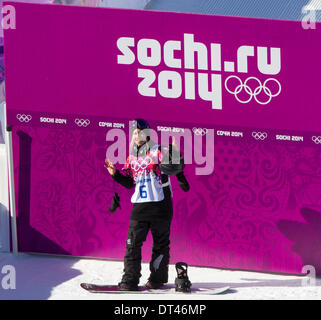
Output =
[{"x1": 105, "y1": 119, "x2": 189, "y2": 291}]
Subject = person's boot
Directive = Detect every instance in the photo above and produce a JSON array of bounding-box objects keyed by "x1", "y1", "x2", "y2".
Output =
[
  {"x1": 118, "y1": 281, "x2": 138, "y2": 291},
  {"x1": 145, "y1": 280, "x2": 164, "y2": 290}
]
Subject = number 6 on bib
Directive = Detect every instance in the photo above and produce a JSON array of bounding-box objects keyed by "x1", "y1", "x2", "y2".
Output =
[{"x1": 139, "y1": 185, "x2": 147, "y2": 198}]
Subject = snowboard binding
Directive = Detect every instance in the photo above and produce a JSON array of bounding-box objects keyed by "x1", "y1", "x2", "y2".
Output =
[{"x1": 175, "y1": 262, "x2": 192, "y2": 293}]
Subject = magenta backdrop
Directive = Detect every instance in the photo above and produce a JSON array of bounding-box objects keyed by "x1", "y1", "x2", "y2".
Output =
[{"x1": 4, "y1": 2, "x2": 321, "y2": 275}]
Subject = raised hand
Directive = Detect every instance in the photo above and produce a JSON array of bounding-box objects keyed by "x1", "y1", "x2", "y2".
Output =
[{"x1": 104, "y1": 159, "x2": 116, "y2": 176}]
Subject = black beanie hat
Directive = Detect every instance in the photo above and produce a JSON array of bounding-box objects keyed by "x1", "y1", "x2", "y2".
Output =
[{"x1": 130, "y1": 119, "x2": 150, "y2": 140}]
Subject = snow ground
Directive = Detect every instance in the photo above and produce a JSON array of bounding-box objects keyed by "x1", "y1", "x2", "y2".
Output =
[{"x1": 0, "y1": 253, "x2": 320, "y2": 300}]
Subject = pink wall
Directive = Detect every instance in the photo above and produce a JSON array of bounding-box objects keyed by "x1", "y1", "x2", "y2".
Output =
[{"x1": 4, "y1": 2, "x2": 321, "y2": 274}]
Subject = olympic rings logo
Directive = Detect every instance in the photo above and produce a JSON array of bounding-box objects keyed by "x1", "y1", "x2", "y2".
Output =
[
  {"x1": 225, "y1": 76, "x2": 281, "y2": 105},
  {"x1": 131, "y1": 156, "x2": 153, "y2": 172},
  {"x1": 75, "y1": 119, "x2": 90, "y2": 127},
  {"x1": 16, "y1": 114, "x2": 32, "y2": 123},
  {"x1": 312, "y1": 136, "x2": 321, "y2": 144},
  {"x1": 252, "y1": 132, "x2": 268, "y2": 140},
  {"x1": 193, "y1": 128, "x2": 208, "y2": 136}
]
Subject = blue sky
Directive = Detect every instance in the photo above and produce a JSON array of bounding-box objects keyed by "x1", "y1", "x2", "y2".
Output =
[{"x1": 146, "y1": 0, "x2": 321, "y2": 21}]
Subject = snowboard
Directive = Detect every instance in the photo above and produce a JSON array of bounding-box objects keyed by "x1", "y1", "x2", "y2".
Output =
[{"x1": 80, "y1": 283, "x2": 230, "y2": 295}]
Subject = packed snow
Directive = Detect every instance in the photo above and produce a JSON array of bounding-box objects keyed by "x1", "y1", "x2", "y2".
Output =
[{"x1": 0, "y1": 252, "x2": 320, "y2": 300}]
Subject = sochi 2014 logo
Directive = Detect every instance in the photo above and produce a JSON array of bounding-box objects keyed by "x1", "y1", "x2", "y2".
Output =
[
  {"x1": 116, "y1": 33, "x2": 281, "y2": 110},
  {"x1": 225, "y1": 77, "x2": 281, "y2": 105}
]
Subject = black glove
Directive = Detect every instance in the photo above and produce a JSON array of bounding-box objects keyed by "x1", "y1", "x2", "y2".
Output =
[
  {"x1": 176, "y1": 172, "x2": 190, "y2": 192},
  {"x1": 159, "y1": 144, "x2": 185, "y2": 176},
  {"x1": 109, "y1": 192, "x2": 121, "y2": 213}
]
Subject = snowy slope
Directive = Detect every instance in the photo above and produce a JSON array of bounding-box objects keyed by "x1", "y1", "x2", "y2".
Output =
[{"x1": 0, "y1": 253, "x2": 320, "y2": 300}]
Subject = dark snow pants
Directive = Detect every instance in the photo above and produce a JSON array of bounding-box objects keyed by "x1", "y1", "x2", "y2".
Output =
[{"x1": 121, "y1": 217, "x2": 173, "y2": 285}]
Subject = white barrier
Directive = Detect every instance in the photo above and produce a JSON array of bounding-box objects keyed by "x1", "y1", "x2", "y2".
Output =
[
  {"x1": 0, "y1": 101, "x2": 9, "y2": 252},
  {"x1": 0, "y1": 144, "x2": 9, "y2": 253}
]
